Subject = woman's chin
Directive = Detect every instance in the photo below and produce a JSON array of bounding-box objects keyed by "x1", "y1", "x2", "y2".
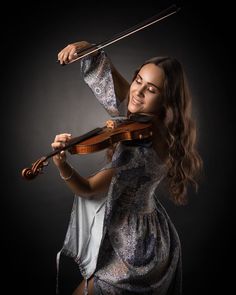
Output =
[{"x1": 128, "y1": 104, "x2": 140, "y2": 114}]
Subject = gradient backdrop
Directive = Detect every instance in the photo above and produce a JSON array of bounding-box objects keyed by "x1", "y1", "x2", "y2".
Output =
[{"x1": 2, "y1": 1, "x2": 233, "y2": 294}]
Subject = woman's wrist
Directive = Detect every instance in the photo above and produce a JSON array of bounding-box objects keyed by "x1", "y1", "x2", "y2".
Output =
[
  {"x1": 60, "y1": 167, "x2": 74, "y2": 181},
  {"x1": 58, "y1": 162, "x2": 74, "y2": 181}
]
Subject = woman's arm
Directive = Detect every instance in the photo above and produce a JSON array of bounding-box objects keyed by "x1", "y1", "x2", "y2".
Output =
[
  {"x1": 58, "y1": 161, "x2": 114, "y2": 199},
  {"x1": 51, "y1": 133, "x2": 114, "y2": 199},
  {"x1": 58, "y1": 41, "x2": 130, "y2": 113},
  {"x1": 110, "y1": 62, "x2": 130, "y2": 103}
]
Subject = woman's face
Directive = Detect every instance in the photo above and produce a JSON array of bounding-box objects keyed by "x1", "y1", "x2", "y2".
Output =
[{"x1": 128, "y1": 63, "x2": 165, "y2": 114}]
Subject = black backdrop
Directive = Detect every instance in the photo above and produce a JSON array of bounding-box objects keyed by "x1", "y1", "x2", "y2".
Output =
[{"x1": 2, "y1": 1, "x2": 233, "y2": 294}]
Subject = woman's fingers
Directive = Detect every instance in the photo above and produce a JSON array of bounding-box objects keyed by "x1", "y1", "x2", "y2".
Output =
[
  {"x1": 52, "y1": 133, "x2": 72, "y2": 150},
  {"x1": 58, "y1": 44, "x2": 78, "y2": 64},
  {"x1": 57, "y1": 41, "x2": 93, "y2": 64},
  {"x1": 54, "y1": 133, "x2": 72, "y2": 142},
  {"x1": 58, "y1": 46, "x2": 70, "y2": 64},
  {"x1": 51, "y1": 133, "x2": 72, "y2": 165},
  {"x1": 51, "y1": 142, "x2": 65, "y2": 150}
]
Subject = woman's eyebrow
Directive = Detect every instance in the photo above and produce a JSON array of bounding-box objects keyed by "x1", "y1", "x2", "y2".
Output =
[{"x1": 137, "y1": 74, "x2": 161, "y2": 91}]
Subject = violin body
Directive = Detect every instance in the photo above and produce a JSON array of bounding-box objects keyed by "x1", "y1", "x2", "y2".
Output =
[{"x1": 69, "y1": 120, "x2": 153, "y2": 154}]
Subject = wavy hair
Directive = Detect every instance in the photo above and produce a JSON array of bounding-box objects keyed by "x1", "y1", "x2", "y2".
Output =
[{"x1": 134, "y1": 57, "x2": 203, "y2": 205}]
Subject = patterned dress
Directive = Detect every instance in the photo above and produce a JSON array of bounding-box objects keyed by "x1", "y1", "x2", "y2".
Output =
[{"x1": 57, "y1": 51, "x2": 182, "y2": 295}]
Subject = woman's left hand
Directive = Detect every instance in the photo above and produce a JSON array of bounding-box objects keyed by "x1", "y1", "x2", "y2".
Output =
[{"x1": 51, "y1": 133, "x2": 72, "y2": 167}]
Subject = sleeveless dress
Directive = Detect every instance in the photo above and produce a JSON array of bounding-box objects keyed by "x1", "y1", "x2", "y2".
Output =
[{"x1": 57, "y1": 50, "x2": 182, "y2": 295}]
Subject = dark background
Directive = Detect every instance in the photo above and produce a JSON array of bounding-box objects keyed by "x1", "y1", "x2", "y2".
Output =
[{"x1": 2, "y1": 1, "x2": 233, "y2": 294}]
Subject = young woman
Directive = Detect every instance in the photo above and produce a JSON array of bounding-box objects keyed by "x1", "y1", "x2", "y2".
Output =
[{"x1": 53, "y1": 41, "x2": 203, "y2": 294}]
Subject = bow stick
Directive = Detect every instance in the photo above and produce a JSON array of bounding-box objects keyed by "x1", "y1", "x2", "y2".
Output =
[{"x1": 63, "y1": 4, "x2": 180, "y2": 64}]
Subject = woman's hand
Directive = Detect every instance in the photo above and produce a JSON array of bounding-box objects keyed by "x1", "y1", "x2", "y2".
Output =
[
  {"x1": 51, "y1": 133, "x2": 72, "y2": 167},
  {"x1": 57, "y1": 41, "x2": 94, "y2": 65}
]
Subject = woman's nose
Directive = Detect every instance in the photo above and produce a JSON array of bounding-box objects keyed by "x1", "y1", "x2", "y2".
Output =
[{"x1": 136, "y1": 85, "x2": 145, "y2": 96}]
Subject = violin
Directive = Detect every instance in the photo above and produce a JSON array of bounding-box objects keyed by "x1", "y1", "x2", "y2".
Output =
[{"x1": 22, "y1": 114, "x2": 154, "y2": 180}]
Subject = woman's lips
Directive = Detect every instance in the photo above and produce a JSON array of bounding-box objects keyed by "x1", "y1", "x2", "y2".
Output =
[{"x1": 132, "y1": 96, "x2": 143, "y2": 105}]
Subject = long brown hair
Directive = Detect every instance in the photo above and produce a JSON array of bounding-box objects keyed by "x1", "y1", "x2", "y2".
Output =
[
  {"x1": 107, "y1": 57, "x2": 203, "y2": 205},
  {"x1": 137, "y1": 57, "x2": 203, "y2": 205}
]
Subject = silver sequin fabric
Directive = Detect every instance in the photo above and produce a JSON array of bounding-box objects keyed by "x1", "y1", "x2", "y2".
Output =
[{"x1": 93, "y1": 142, "x2": 182, "y2": 295}]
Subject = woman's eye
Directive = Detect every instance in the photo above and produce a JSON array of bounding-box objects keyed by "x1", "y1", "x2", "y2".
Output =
[
  {"x1": 135, "y1": 78, "x2": 142, "y2": 84},
  {"x1": 148, "y1": 87, "x2": 156, "y2": 93}
]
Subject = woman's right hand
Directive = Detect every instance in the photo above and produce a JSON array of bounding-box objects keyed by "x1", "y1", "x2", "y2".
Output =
[
  {"x1": 51, "y1": 133, "x2": 72, "y2": 167},
  {"x1": 57, "y1": 41, "x2": 94, "y2": 65}
]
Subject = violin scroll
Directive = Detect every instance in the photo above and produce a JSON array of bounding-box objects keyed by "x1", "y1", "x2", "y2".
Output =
[{"x1": 22, "y1": 157, "x2": 48, "y2": 180}]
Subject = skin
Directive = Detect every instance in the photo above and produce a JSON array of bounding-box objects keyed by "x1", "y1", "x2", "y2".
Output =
[{"x1": 128, "y1": 63, "x2": 164, "y2": 114}]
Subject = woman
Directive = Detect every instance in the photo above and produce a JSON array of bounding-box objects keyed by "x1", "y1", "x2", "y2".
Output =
[{"x1": 53, "y1": 41, "x2": 203, "y2": 295}]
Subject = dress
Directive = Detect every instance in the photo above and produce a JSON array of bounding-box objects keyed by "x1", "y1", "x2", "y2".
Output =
[{"x1": 57, "y1": 50, "x2": 182, "y2": 295}]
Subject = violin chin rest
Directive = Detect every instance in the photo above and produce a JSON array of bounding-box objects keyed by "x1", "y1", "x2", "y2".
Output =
[{"x1": 129, "y1": 113, "x2": 155, "y2": 123}]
